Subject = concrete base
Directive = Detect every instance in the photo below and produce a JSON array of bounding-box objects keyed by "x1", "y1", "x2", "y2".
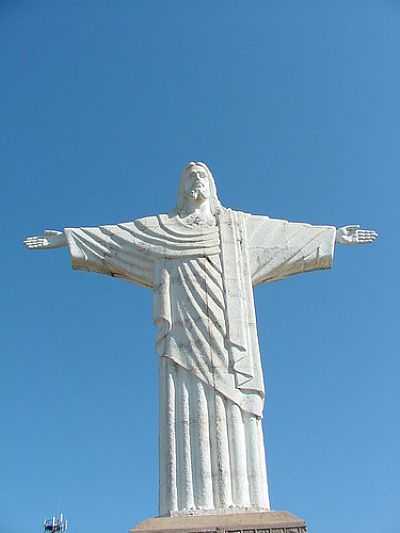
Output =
[{"x1": 131, "y1": 511, "x2": 307, "y2": 533}]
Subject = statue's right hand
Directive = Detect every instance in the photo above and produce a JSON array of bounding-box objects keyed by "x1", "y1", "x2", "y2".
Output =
[{"x1": 24, "y1": 230, "x2": 67, "y2": 250}]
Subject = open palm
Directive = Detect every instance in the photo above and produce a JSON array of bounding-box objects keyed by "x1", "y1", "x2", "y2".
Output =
[
  {"x1": 24, "y1": 230, "x2": 67, "y2": 250},
  {"x1": 336, "y1": 225, "x2": 378, "y2": 245}
]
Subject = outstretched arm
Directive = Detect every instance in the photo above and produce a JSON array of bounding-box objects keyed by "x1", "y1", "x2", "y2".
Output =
[
  {"x1": 336, "y1": 225, "x2": 378, "y2": 245},
  {"x1": 24, "y1": 230, "x2": 67, "y2": 250},
  {"x1": 24, "y1": 223, "x2": 155, "y2": 288},
  {"x1": 248, "y1": 216, "x2": 378, "y2": 287}
]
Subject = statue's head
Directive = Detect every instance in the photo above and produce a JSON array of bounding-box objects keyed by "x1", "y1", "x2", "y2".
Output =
[{"x1": 176, "y1": 162, "x2": 223, "y2": 216}]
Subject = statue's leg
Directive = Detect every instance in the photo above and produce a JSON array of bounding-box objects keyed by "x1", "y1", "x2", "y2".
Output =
[
  {"x1": 175, "y1": 364, "x2": 195, "y2": 511},
  {"x1": 226, "y1": 401, "x2": 251, "y2": 507},
  {"x1": 159, "y1": 358, "x2": 178, "y2": 516},
  {"x1": 159, "y1": 360, "x2": 270, "y2": 515},
  {"x1": 207, "y1": 387, "x2": 233, "y2": 509},
  {"x1": 225, "y1": 401, "x2": 270, "y2": 511},
  {"x1": 243, "y1": 411, "x2": 270, "y2": 509}
]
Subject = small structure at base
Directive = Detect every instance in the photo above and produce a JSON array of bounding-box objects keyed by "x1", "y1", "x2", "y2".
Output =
[{"x1": 43, "y1": 513, "x2": 68, "y2": 533}]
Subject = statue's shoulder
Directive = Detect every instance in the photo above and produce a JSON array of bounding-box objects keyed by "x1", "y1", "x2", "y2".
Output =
[
  {"x1": 223, "y1": 208, "x2": 270, "y2": 222},
  {"x1": 230, "y1": 209, "x2": 292, "y2": 225},
  {"x1": 132, "y1": 214, "x2": 164, "y2": 227},
  {"x1": 134, "y1": 213, "x2": 179, "y2": 228}
]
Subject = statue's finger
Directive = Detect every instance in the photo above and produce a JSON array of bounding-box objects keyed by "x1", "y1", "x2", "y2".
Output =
[
  {"x1": 26, "y1": 240, "x2": 45, "y2": 247},
  {"x1": 358, "y1": 230, "x2": 377, "y2": 236},
  {"x1": 357, "y1": 232, "x2": 376, "y2": 239}
]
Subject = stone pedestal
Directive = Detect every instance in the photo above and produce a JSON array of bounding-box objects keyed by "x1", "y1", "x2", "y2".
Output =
[{"x1": 131, "y1": 511, "x2": 307, "y2": 533}]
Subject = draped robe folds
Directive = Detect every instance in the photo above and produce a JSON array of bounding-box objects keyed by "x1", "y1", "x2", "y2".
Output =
[{"x1": 64, "y1": 209, "x2": 336, "y2": 515}]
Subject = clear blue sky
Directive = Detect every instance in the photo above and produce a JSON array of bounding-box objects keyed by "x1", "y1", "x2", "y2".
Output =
[{"x1": 1, "y1": 2, "x2": 398, "y2": 533}]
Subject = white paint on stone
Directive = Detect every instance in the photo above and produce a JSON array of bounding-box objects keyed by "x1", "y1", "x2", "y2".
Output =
[{"x1": 23, "y1": 161, "x2": 378, "y2": 517}]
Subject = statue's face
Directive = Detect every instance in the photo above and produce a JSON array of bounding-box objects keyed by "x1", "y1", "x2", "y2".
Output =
[{"x1": 183, "y1": 166, "x2": 211, "y2": 203}]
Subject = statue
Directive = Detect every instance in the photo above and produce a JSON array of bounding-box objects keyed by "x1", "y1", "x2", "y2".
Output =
[{"x1": 24, "y1": 162, "x2": 377, "y2": 518}]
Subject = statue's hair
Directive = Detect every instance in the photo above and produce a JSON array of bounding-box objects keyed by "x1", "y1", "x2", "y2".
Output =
[{"x1": 176, "y1": 161, "x2": 223, "y2": 216}]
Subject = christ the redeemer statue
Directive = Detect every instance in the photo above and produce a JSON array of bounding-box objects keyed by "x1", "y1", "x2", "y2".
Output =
[{"x1": 24, "y1": 162, "x2": 377, "y2": 517}]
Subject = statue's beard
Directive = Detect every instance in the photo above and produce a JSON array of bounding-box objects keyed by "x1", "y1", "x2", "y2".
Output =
[{"x1": 188, "y1": 188, "x2": 208, "y2": 202}]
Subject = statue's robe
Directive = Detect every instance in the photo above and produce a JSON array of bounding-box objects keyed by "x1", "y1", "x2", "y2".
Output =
[{"x1": 64, "y1": 209, "x2": 336, "y2": 515}]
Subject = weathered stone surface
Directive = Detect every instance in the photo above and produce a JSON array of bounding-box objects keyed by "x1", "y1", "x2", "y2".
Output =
[
  {"x1": 131, "y1": 511, "x2": 306, "y2": 533},
  {"x1": 24, "y1": 161, "x2": 378, "y2": 519}
]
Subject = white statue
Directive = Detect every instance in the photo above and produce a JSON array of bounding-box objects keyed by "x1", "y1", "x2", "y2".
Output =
[{"x1": 24, "y1": 162, "x2": 377, "y2": 517}]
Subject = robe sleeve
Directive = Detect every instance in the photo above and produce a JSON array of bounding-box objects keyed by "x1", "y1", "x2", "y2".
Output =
[
  {"x1": 245, "y1": 214, "x2": 336, "y2": 286},
  {"x1": 64, "y1": 222, "x2": 155, "y2": 288}
]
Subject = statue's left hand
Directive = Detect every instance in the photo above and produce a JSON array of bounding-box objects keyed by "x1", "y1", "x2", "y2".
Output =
[{"x1": 336, "y1": 225, "x2": 378, "y2": 245}]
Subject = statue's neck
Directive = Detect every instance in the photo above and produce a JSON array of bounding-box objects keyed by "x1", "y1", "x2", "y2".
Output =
[
  {"x1": 180, "y1": 199, "x2": 215, "y2": 226},
  {"x1": 183, "y1": 199, "x2": 212, "y2": 218}
]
